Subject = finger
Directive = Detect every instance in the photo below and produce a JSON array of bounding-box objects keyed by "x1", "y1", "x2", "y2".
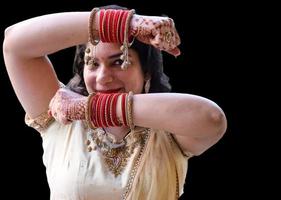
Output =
[
  {"x1": 48, "y1": 110, "x2": 53, "y2": 117},
  {"x1": 151, "y1": 28, "x2": 159, "y2": 37},
  {"x1": 49, "y1": 97, "x2": 54, "y2": 109},
  {"x1": 166, "y1": 47, "x2": 181, "y2": 57},
  {"x1": 61, "y1": 118, "x2": 72, "y2": 125},
  {"x1": 168, "y1": 18, "x2": 175, "y2": 28},
  {"x1": 149, "y1": 33, "x2": 161, "y2": 46}
]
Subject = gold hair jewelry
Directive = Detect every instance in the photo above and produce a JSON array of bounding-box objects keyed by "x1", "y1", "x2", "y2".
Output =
[{"x1": 120, "y1": 9, "x2": 135, "y2": 70}]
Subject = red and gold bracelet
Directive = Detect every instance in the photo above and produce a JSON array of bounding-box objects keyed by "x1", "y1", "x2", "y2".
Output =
[{"x1": 86, "y1": 92, "x2": 134, "y2": 129}]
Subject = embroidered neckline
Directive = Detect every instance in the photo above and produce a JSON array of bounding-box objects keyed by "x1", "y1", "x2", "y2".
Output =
[{"x1": 86, "y1": 127, "x2": 148, "y2": 177}]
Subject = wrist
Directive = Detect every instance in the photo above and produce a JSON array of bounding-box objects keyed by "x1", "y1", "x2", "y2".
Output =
[
  {"x1": 68, "y1": 97, "x2": 88, "y2": 121},
  {"x1": 130, "y1": 14, "x2": 142, "y2": 37},
  {"x1": 85, "y1": 92, "x2": 134, "y2": 129}
]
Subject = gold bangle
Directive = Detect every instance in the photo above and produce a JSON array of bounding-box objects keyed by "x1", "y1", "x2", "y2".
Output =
[
  {"x1": 88, "y1": 8, "x2": 100, "y2": 45},
  {"x1": 126, "y1": 91, "x2": 135, "y2": 131},
  {"x1": 85, "y1": 92, "x2": 96, "y2": 129}
]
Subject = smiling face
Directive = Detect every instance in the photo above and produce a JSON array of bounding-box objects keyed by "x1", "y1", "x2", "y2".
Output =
[{"x1": 83, "y1": 42, "x2": 145, "y2": 94}]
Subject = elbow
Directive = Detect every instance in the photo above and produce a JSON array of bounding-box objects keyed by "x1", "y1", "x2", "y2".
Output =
[
  {"x1": 4, "y1": 25, "x2": 13, "y2": 38},
  {"x1": 3, "y1": 26, "x2": 12, "y2": 54},
  {"x1": 209, "y1": 106, "x2": 227, "y2": 140},
  {"x1": 192, "y1": 108, "x2": 227, "y2": 156},
  {"x1": 3, "y1": 25, "x2": 18, "y2": 54}
]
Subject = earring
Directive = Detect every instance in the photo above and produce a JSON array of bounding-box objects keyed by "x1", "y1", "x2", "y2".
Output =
[{"x1": 144, "y1": 78, "x2": 151, "y2": 93}]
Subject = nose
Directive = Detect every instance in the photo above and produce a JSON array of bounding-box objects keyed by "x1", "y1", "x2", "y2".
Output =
[{"x1": 96, "y1": 65, "x2": 113, "y2": 85}]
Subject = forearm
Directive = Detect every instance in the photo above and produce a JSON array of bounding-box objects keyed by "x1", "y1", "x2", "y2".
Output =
[
  {"x1": 120, "y1": 93, "x2": 226, "y2": 138},
  {"x1": 4, "y1": 12, "x2": 90, "y2": 57},
  {"x1": 50, "y1": 89, "x2": 226, "y2": 141}
]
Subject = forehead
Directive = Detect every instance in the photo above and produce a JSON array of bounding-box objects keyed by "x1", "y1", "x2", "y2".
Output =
[
  {"x1": 86, "y1": 42, "x2": 120, "y2": 58},
  {"x1": 86, "y1": 42, "x2": 138, "y2": 60}
]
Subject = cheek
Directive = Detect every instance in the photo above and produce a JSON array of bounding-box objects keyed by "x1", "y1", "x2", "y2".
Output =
[
  {"x1": 83, "y1": 69, "x2": 96, "y2": 92},
  {"x1": 125, "y1": 71, "x2": 144, "y2": 93},
  {"x1": 136, "y1": 77, "x2": 145, "y2": 93}
]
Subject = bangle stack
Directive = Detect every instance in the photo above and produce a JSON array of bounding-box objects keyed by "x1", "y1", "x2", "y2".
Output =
[
  {"x1": 88, "y1": 8, "x2": 136, "y2": 70},
  {"x1": 85, "y1": 92, "x2": 135, "y2": 130}
]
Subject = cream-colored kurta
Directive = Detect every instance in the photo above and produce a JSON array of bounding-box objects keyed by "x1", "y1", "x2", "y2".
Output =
[{"x1": 25, "y1": 113, "x2": 192, "y2": 200}]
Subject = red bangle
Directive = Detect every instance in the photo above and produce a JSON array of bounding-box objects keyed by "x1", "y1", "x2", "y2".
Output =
[
  {"x1": 99, "y1": 9, "x2": 106, "y2": 42},
  {"x1": 111, "y1": 93, "x2": 122, "y2": 126},
  {"x1": 104, "y1": 9, "x2": 111, "y2": 42},
  {"x1": 117, "y1": 11, "x2": 125, "y2": 43},
  {"x1": 121, "y1": 93, "x2": 128, "y2": 126},
  {"x1": 108, "y1": 9, "x2": 115, "y2": 42},
  {"x1": 120, "y1": 11, "x2": 129, "y2": 43},
  {"x1": 112, "y1": 10, "x2": 121, "y2": 43},
  {"x1": 106, "y1": 94, "x2": 114, "y2": 126}
]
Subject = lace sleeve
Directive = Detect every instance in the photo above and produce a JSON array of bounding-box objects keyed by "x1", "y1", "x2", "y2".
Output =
[{"x1": 25, "y1": 111, "x2": 55, "y2": 132}]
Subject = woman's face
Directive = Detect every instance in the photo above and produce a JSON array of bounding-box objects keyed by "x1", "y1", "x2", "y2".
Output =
[{"x1": 83, "y1": 42, "x2": 144, "y2": 94}]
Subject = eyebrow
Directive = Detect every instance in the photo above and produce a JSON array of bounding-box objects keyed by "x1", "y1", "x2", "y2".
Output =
[
  {"x1": 87, "y1": 52, "x2": 133, "y2": 62},
  {"x1": 108, "y1": 52, "x2": 123, "y2": 59},
  {"x1": 107, "y1": 52, "x2": 132, "y2": 59}
]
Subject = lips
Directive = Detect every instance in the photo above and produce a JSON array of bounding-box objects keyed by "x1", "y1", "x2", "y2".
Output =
[{"x1": 96, "y1": 88, "x2": 123, "y2": 93}]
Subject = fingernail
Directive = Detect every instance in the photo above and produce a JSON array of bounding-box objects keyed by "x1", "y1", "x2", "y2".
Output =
[{"x1": 48, "y1": 110, "x2": 52, "y2": 117}]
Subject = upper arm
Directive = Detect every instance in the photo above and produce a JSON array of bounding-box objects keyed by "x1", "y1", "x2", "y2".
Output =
[
  {"x1": 172, "y1": 100, "x2": 227, "y2": 156},
  {"x1": 2, "y1": 12, "x2": 91, "y2": 119},
  {"x1": 172, "y1": 119, "x2": 226, "y2": 156},
  {"x1": 3, "y1": 51, "x2": 60, "y2": 118},
  {"x1": 172, "y1": 134, "x2": 215, "y2": 156}
]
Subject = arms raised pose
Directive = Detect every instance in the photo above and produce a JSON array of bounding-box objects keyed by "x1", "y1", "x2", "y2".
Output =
[{"x1": 3, "y1": 5, "x2": 227, "y2": 200}]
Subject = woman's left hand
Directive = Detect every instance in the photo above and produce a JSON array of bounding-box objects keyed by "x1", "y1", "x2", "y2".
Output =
[
  {"x1": 130, "y1": 14, "x2": 181, "y2": 56},
  {"x1": 48, "y1": 88, "x2": 87, "y2": 124}
]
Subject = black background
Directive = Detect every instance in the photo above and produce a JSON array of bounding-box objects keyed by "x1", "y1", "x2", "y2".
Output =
[{"x1": 1, "y1": 0, "x2": 270, "y2": 199}]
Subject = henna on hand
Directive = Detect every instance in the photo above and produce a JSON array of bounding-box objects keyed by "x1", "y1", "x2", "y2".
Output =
[
  {"x1": 49, "y1": 88, "x2": 87, "y2": 125},
  {"x1": 130, "y1": 14, "x2": 181, "y2": 56}
]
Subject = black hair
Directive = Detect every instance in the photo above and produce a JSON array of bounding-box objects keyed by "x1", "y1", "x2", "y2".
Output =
[{"x1": 67, "y1": 5, "x2": 171, "y2": 95}]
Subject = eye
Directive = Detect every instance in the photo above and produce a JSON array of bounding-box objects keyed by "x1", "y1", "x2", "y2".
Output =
[
  {"x1": 88, "y1": 58, "x2": 99, "y2": 69},
  {"x1": 112, "y1": 59, "x2": 124, "y2": 66},
  {"x1": 92, "y1": 60, "x2": 99, "y2": 67}
]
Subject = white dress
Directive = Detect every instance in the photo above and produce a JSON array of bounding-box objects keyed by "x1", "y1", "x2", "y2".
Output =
[{"x1": 25, "y1": 112, "x2": 192, "y2": 200}]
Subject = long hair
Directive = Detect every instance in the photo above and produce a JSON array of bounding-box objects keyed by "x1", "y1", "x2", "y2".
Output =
[{"x1": 126, "y1": 130, "x2": 188, "y2": 200}]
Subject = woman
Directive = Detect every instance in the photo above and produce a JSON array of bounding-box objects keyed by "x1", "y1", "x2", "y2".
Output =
[{"x1": 3, "y1": 5, "x2": 227, "y2": 200}]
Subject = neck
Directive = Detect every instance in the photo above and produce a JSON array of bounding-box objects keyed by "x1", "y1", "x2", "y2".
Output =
[{"x1": 103, "y1": 126, "x2": 131, "y2": 141}]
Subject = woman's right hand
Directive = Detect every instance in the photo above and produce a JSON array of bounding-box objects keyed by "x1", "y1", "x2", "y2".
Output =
[
  {"x1": 48, "y1": 88, "x2": 87, "y2": 125},
  {"x1": 130, "y1": 14, "x2": 181, "y2": 57}
]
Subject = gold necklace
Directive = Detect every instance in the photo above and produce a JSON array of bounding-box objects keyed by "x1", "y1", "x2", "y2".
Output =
[{"x1": 85, "y1": 128, "x2": 147, "y2": 177}]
